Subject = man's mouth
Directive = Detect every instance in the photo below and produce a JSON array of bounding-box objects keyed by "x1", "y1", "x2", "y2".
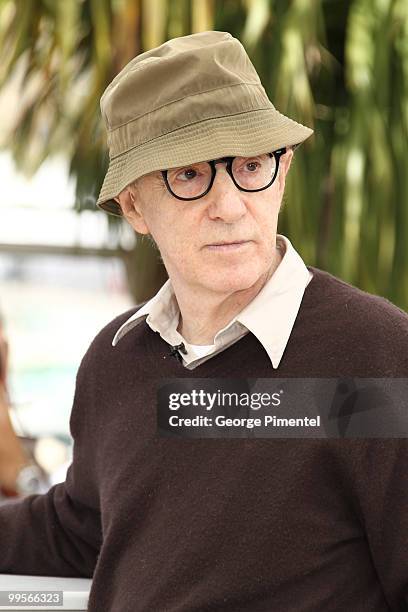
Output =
[{"x1": 205, "y1": 240, "x2": 251, "y2": 251}]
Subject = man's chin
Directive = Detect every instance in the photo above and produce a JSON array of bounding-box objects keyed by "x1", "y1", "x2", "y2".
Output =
[{"x1": 202, "y1": 272, "x2": 264, "y2": 295}]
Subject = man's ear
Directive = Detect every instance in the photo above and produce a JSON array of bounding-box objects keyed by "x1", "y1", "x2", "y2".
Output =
[
  {"x1": 114, "y1": 186, "x2": 150, "y2": 235},
  {"x1": 277, "y1": 148, "x2": 294, "y2": 194}
]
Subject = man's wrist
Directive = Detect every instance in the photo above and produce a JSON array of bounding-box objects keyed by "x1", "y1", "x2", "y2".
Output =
[
  {"x1": 0, "y1": 382, "x2": 9, "y2": 407},
  {"x1": 15, "y1": 464, "x2": 46, "y2": 496}
]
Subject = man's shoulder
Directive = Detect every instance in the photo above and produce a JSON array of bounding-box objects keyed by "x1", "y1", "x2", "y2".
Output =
[
  {"x1": 309, "y1": 265, "x2": 408, "y2": 329},
  {"x1": 309, "y1": 267, "x2": 408, "y2": 371},
  {"x1": 79, "y1": 302, "x2": 148, "y2": 367}
]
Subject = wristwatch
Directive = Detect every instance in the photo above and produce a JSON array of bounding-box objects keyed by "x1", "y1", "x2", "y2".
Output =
[{"x1": 15, "y1": 464, "x2": 45, "y2": 496}]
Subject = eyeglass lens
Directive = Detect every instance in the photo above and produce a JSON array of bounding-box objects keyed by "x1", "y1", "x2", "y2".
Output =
[{"x1": 166, "y1": 154, "x2": 277, "y2": 199}]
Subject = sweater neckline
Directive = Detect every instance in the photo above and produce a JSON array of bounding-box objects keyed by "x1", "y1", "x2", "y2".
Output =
[{"x1": 144, "y1": 265, "x2": 325, "y2": 376}]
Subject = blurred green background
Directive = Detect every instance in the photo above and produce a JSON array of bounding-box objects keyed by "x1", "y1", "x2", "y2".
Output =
[{"x1": 1, "y1": 0, "x2": 407, "y2": 311}]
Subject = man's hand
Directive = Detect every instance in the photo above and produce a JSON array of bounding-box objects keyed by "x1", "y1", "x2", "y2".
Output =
[
  {"x1": 0, "y1": 324, "x2": 30, "y2": 494},
  {"x1": 0, "y1": 385, "x2": 29, "y2": 495},
  {"x1": 0, "y1": 324, "x2": 9, "y2": 389}
]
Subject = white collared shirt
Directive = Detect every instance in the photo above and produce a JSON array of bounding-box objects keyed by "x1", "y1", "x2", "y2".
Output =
[{"x1": 112, "y1": 234, "x2": 313, "y2": 370}]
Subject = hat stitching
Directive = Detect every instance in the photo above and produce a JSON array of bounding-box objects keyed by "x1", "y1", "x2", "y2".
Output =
[
  {"x1": 106, "y1": 81, "x2": 266, "y2": 132},
  {"x1": 273, "y1": 108, "x2": 314, "y2": 131},
  {"x1": 109, "y1": 107, "x2": 281, "y2": 161}
]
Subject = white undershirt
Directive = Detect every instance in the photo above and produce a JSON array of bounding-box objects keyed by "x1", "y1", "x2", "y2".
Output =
[{"x1": 184, "y1": 342, "x2": 216, "y2": 360}]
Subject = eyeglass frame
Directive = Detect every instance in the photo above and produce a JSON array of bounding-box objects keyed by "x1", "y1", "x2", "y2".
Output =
[{"x1": 160, "y1": 147, "x2": 287, "y2": 201}]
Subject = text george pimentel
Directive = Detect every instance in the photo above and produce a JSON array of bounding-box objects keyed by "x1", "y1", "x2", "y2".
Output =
[{"x1": 167, "y1": 415, "x2": 321, "y2": 429}]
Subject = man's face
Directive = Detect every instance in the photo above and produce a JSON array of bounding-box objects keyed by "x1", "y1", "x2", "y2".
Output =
[{"x1": 116, "y1": 149, "x2": 293, "y2": 296}]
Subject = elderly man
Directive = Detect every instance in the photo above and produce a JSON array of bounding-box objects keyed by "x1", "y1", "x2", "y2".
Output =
[{"x1": 1, "y1": 31, "x2": 407, "y2": 612}]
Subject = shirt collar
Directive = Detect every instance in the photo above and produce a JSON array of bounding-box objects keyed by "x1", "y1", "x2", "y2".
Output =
[
  {"x1": 232, "y1": 234, "x2": 312, "y2": 367},
  {"x1": 112, "y1": 234, "x2": 313, "y2": 368}
]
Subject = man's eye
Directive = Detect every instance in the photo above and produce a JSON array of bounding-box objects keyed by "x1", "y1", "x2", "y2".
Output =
[
  {"x1": 178, "y1": 168, "x2": 198, "y2": 181},
  {"x1": 245, "y1": 161, "x2": 260, "y2": 172}
]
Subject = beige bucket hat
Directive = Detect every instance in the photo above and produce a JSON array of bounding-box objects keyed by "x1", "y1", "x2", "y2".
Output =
[{"x1": 97, "y1": 30, "x2": 313, "y2": 217}]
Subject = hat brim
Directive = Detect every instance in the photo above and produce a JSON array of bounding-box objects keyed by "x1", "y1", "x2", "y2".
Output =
[{"x1": 96, "y1": 108, "x2": 313, "y2": 217}]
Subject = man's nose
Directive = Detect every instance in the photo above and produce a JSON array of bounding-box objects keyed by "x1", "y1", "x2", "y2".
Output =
[{"x1": 206, "y1": 165, "x2": 247, "y2": 222}]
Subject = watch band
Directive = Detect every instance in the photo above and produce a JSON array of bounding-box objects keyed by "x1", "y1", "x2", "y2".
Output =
[{"x1": 15, "y1": 464, "x2": 45, "y2": 496}]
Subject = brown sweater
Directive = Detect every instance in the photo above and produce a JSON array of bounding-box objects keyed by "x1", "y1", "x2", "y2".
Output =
[{"x1": 0, "y1": 266, "x2": 407, "y2": 611}]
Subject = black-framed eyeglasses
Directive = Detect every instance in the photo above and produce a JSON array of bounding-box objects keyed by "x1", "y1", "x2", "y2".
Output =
[{"x1": 161, "y1": 147, "x2": 287, "y2": 201}]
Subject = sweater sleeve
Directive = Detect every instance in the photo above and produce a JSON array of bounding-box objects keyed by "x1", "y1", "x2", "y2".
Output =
[{"x1": 0, "y1": 345, "x2": 102, "y2": 578}]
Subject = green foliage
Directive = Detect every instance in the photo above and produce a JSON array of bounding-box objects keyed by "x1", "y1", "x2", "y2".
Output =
[{"x1": 0, "y1": 0, "x2": 407, "y2": 309}]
